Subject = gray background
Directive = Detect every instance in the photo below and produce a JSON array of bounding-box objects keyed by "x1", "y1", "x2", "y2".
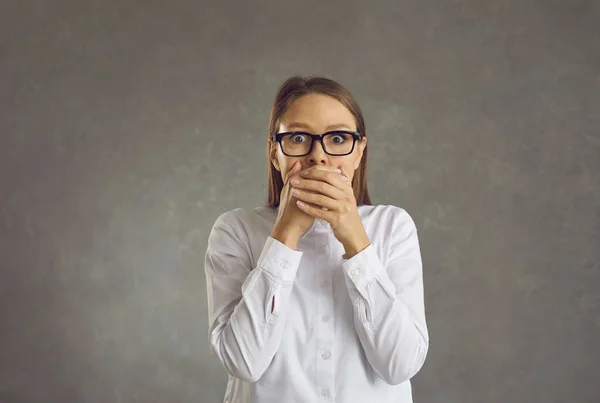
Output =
[{"x1": 1, "y1": 0, "x2": 599, "y2": 402}]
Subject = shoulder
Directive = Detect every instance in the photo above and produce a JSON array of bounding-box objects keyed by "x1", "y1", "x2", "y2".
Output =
[
  {"x1": 211, "y1": 205, "x2": 277, "y2": 233},
  {"x1": 208, "y1": 206, "x2": 276, "y2": 259},
  {"x1": 361, "y1": 204, "x2": 417, "y2": 226},
  {"x1": 212, "y1": 207, "x2": 250, "y2": 228},
  {"x1": 361, "y1": 204, "x2": 419, "y2": 241},
  {"x1": 207, "y1": 208, "x2": 257, "y2": 253}
]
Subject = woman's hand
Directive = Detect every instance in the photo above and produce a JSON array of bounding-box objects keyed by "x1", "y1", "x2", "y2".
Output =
[
  {"x1": 290, "y1": 166, "x2": 371, "y2": 258},
  {"x1": 272, "y1": 162, "x2": 342, "y2": 249},
  {"x1": 272, "y1": 161, "x2": 314, "y2": 240}
]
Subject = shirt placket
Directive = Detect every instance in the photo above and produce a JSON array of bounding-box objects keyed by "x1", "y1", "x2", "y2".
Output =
[{"x1": 315, "y1": 235, "x2": 335, "y2": 400}]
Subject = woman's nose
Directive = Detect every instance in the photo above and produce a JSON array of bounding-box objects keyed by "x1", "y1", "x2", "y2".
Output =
[{"x1": 307, "y1": 139, "x2": 328, "y2": 163}]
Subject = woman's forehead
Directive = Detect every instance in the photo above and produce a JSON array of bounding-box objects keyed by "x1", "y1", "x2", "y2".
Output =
[{"x1": 280, "y1": 95, "x2": 356, "y2": 132}]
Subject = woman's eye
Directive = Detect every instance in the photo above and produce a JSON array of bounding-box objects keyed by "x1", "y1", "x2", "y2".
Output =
[
  {"x1": 291, "y1": 135, "x2": 307, "y2": 143},
  {"x1": 331, "y1": 135, "x2": 345, "y2": 143}
]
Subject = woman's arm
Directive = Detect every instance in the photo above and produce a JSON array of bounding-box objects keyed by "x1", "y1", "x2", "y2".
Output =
[
  {"x1": 205, "y1": 209, "x2": 303, "y2": 383},
  {"x1": 341, "y1": 207, "x2": 429, "y2": 385}
]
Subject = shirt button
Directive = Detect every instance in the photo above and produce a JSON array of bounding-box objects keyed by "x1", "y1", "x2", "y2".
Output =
[
  {"x1": 320, "y1": 245, "x2": 330, "y2": 253},
  {"x1": 321, "y1": 350, "x2": 332, "y2": 360},
  {"x1": 349, "y1": 268, "x2": 360, "y2": 277},
  {"x1": 321, "y1": 388, "x2": 331, "y2": 398},
  {"x1": 322, "y1": 315, "x2": 330, "y2": 322},
  {"x1": 280, "y1": 260, "x2": 289, "y2": 269},
  {"x1": 320, "y1": 279, "x2": 330, "y2": 287}
]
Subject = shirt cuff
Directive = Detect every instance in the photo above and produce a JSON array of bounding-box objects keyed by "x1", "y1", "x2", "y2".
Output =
[
  {"x1": 256, "y1": 236, "x2": 303, "y2": 283},
  {"x1": 341, "y1": 243, "x2": 385, "y2": 290}
]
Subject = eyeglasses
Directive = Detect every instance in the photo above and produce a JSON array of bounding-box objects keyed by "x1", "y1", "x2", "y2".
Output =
[{"x1": 272, "y1": 130, "x2": 363, "y2": 157}]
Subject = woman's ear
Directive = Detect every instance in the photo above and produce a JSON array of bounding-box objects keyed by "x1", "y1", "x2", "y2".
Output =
[{"x1": 269, "y1": 140, "x2": 281, "y2": 172}]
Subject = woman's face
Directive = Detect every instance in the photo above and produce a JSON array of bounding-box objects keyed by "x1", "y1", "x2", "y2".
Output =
[{"x1": 269, "y1": 93, "x2": 367, "y2": 183}]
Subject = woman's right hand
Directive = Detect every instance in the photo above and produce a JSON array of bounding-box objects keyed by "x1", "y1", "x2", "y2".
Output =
[{"x1": 271, "y1": 162, "x2": 340, "y2": 246}]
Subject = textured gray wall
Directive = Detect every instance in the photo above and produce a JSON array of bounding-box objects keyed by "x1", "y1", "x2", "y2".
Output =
[{"x1": 1, "y1": 1, "x2": 599, "y2": 402}]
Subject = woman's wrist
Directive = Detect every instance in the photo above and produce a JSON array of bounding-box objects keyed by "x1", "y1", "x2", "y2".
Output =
[
  {"x1": 270, "y1": 226, "x2": 301, "y2": 250},
  {"x1": 342, "y1": 233, "x2": 371, "y2": 259}
]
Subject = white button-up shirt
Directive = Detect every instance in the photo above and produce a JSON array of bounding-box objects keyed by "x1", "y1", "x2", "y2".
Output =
[{"x1": 205, "y1": 204, "x2": 428, "y2": 403}]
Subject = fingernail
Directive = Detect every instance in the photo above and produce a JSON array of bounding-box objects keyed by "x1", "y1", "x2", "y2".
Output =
[
  {"x1": 291, "y1": 179, "x2": 300, "y2": 185},
  {"x1": 335, "y1": 168, "x2": 342, "y2": 173},
  {"x1": 300, "y1": 171, "x2": 307, "y2": 176},
  {"x1": 341, "y1": 175, "x2": 348, "y2": 182}
]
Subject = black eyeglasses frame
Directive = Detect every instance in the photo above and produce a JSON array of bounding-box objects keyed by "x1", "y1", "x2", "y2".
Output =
[{"x1": 271, "y1": 130, "x2": 363, "y2": 157}]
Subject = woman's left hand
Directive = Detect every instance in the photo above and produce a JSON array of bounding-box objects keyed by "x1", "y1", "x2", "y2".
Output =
[{"x1": 290, "y1": 166, "x2": 371, "y2": 258}]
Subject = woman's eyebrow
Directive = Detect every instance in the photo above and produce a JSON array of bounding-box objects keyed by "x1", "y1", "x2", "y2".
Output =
[
  {"x1": 286, "y1": 122, "x2": 353, "y2": 131},
  {"x1": 325, "y1": 124, "x2": 352, "y2": 131}
]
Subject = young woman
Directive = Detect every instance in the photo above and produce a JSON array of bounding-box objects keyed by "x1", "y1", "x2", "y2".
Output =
[{"x1": 205, "y1": 76, "x2": 428, "y2": 403}]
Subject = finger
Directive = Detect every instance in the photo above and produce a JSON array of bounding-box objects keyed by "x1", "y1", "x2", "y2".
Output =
[
  {"x1": 290, "y1": 161, "x2": 302, "y2": 183},
  {"x1": 295, "y1": 197, "x2": 321, "y2": 212},
  {"x1": 339, "y1": 167, "x2": 351, "y2": 184},
  {"x1": 292, "y1": 178, "x2": 346, "y2": 201},
  {"x1": 292, "y1": 164, "x2": 339, "y2": 187},
  {"x1": 292, "y1": 188, "x2": 338, "y2": 211},
  {"x1": 283, "y1": 162, "x2": 293, "y2": 183},
  {"x1": 300, "y1": 165, "x2": 341, "y2": 175},
  {"x1": 296, "y1": 199, "x2": 332, "y2": 220},
  {"x1": 300, "y1": 168, "x2": 350, "y2": 190},
  {"x1": 284, "y1": 161, "x2": 301, "y2": 184},
  {"x1": 314, "y1": 165, "x2": 342, "y2": 173}
]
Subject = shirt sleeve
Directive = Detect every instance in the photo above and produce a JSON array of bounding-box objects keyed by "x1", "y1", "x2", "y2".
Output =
[
  {"x1": 341, "y1": 208, "x2": 429, "y2": 385},
  {"x1": 205, "y1": 210, "x2": 303, "y2": 383}
]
